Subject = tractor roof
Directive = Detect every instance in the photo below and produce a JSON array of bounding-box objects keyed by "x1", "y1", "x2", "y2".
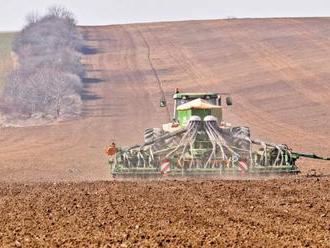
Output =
[
  {"x1": 173, "y1": 92, "x2": 219, "y2": 99},
  {"x1": 177, "y1": 98, "x2": 222, "y2": 110}
]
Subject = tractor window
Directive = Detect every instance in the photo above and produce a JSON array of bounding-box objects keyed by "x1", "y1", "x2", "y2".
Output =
[
  {"x1": 207, "y1": 98, "x2": 218, "y2": 105},
  {"x1": 175, "y1": 97, "x2": 218, "y2": 106},
  {"x1": 202, "y1": 96, "x2": 218, "y2": 105},
  {"x1": 176, "y1": 99, "x2": 189, "y2": 107}
]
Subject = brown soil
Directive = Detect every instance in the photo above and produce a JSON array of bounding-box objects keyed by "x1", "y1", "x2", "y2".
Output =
[
  {"x1": 0, "y1": 179, "x2": 329, "y2": 247},
  {"x1": 0, "y1": 18, "x2": 330, "y2": 246}
]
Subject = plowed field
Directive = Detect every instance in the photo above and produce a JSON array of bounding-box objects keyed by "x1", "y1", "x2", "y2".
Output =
[
  {"x1": 0, "y1": 18, "x2": 329, "y2": 246},
  {"x1": 0, "y1": 179, "x2": 329, "y2": 247}
]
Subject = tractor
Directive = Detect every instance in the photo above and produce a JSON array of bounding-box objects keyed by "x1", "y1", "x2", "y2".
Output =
[{"x1": 107, "y1": 90, "x2": 329, "y2": 178}]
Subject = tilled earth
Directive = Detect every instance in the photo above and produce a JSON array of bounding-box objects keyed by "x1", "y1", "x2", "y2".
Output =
[
  {"x1": 0, "y1": 178, "x2": 329, "y2": 247},
  {"x1": 1, "y1": 18, "x2": 330, "y2": 247}
]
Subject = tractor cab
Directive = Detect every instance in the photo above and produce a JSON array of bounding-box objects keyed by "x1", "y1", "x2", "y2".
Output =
[
  {"x1": 172, "y1": 92, "x2": 232, "y2": 125},
  {"x1": 161, "y1": 90, "x2": 233, "y2": 130},
  {"x1": 176, "y1": 98, "x2": 222, "y2": 127}
]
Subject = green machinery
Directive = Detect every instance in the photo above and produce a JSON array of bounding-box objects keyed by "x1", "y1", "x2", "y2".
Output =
[{"x1": 107, "y1": 90, "x2": 330, "y2": 178}]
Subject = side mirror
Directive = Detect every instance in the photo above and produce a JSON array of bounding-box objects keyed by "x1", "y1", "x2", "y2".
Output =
[
  {"x1": 160, "y1": 99, "x2": 167, "y2": 107},
  {"x1": 226, "y1": 96, "x2": 233, "y2": 106}
]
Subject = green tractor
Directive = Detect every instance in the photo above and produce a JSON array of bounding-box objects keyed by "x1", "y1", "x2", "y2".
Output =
[{"x1": 107, "y1": 90, "x2": 329, "y2": 178}]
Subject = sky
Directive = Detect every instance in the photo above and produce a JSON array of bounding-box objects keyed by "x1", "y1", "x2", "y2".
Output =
[{"x1": 0, "y1": 0, "x2": 330, "y2": 31}]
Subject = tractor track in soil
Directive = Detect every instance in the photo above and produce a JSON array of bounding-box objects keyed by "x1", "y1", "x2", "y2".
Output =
[{"x1": 0, "y1": 18, "x2": 330, "y2": 246}]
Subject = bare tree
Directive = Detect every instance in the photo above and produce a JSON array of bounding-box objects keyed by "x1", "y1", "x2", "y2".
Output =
[
  {"x1": 25, "y1": 12, "x2": 40, "y2": 25},
  {"x1": 47, "y1": 5, "x2": 76, "y2": 23},
  {"x1": 2, "y1": 6, "x2": 84, "y2": 120}
]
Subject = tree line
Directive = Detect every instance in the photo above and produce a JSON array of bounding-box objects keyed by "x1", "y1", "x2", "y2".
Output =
[{"x1": 1, "y1": 6, "x2": 84, "y2": 120}]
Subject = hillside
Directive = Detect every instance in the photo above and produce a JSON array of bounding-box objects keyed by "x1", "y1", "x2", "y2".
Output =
[{"x1": 0, "y1": 18, "x2": 330, "y2": 181}]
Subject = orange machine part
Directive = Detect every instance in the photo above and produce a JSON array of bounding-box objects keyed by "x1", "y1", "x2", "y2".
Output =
[{"x1": 106, "y1": 143, "x2": 117, "y2": 156}]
